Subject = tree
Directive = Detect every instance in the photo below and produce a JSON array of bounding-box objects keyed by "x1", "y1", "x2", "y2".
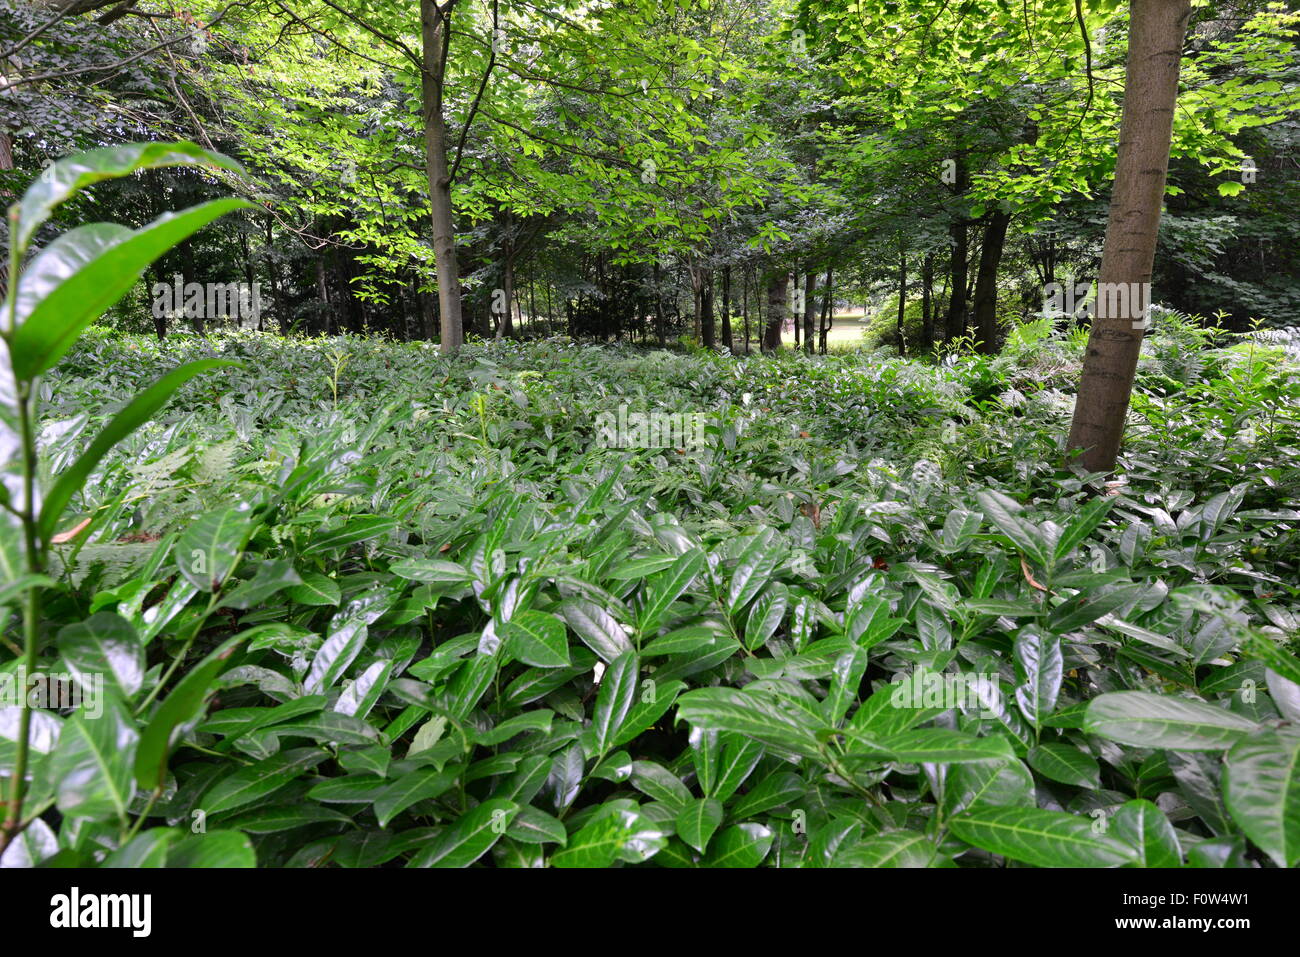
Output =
[{"x1": 1066, "y1": 0, "x2": 1192, "y2": 474}]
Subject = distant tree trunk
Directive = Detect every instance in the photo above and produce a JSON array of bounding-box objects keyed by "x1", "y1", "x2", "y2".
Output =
[
  {"x1": 763, "y1": 272, "x2": 787, "y2": 353},
  {"x1": 944, "y1": 153, "x2": 970, "y2": 341},
  {"x1": 653, "y1": 261, "x2": 665, "y2": 346},
  {"x1": 742, "y1": 268, "x2": 750, "y2": 355},
  {"x1": 416, "y1": 276, "x2": 434, "y2": 339},
  {"x1": 820, "y1": 268, "x2": 833, "y2": 354},
  {"x1": 1067, "y1": 0, "x2": 1191, "y2": 474},
  {"x1": 699, "y1": 267, "x2": 715, "y2": 348},
  {"x1": 150, "y1": 262, "x2": 167, "y2": 341},
  {"x1": 341, "y1": 249, "x2": 365, "y2": 335},
  {"x1": 973, "y1": 210, "x2": 1012, "y2": 354},
  {"x1": 921, "y1": 253, "x2": 934, "y2": 352},
  {"x1": 265, "y1": 217, "x2": 283, "y2": 334},
  {"x1": 420, "y1": 0, "x2": 464, "y2": 355},
  {"x1": 314, "y1": 258, "x2": 330, "y2": 337},
  {"x1": 497, "y1": 239, "x2": 515, "y2": 339},
  {"x1": 721, "y1": 265, "x2": 733, "y2": 351},
  {"x1": 803, "y1": 270, "x2": 815, "y2": 354},
  {"x1": 896, "y1": 245, "x2": 908, "y2": 355}
]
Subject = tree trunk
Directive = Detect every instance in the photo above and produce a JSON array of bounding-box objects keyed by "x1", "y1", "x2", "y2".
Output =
[
  {"x1": 763, "y1": 272, "x2": 787, "y2": 353},
  {"x1": 973, "y1": 210, "x2": 1012, "y2": 354},
  {"x1": 742, "y1": 268, "x2": 750, "y2": 355},
  {"x1": 314, "y1": 257, "x2": 331, "y2": 337},
  {"x1": 921, "y1": 253, "x2": 934, "y2": 351},
  {"x1": 653, "y1": 261, "x2": 665, "y2": 346},
  {"x1": 896, "y1": 246, "x2": 907, "y2": 355},
  {"x1": 699, "y1": 267, "x2": 715, "y2": 348},
  {"x1": 803, "y1": 270, "x2": 815, "y2": 354},
  {"x1": 944, "y1": 153, "x2": 970, "y2": 341},
  {"x1": 420, "y1": 0, "x2": 464, "y2": 355},
  {"x1": 1067, "y1": 0, "x2": 1190, "y2": 473},
  {"x1": 497, "y1": 239, "x2": 515, "y2": 339},
  {"x1": 820, "y1": 268, "x2": 833, "y2": 354},
  {"x1": 721, "y1": 265, "x2": 733, "y2": 352}
]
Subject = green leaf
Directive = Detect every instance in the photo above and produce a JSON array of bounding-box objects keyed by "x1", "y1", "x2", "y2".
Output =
[
  {"x1": 976, "y1": 489, "x2": 1047, "y2": 566},
  {"x1": 592, "y1": 650, "x2": 639, "y2": 755},
  {"x1": 1111, "y1": 799, "x2": 1182, "y2": 868},
  {"x1": 703, "y1": 822, "x2": 774, "y2": 867},
  {"x1": 14, "y1": 141, "x2": 243, "y2": 253},
  {"x1": 676, "y1": 687, "x2": 824, "y2": 759},
  {"x1": 838, "y1": 830, "x2": 937, "y2": 867},
  {"x1": 1084, "y1": 692, "x2": 1259, "y2": 751},
  {"x1": 1223, "y1": 728, "x2": 1300, "y2": 868},
  {"x1": 941, "y1": 760, "x2": 1036, "y2": 819},
  {"x1": 502, "y1": 610, "x2": 570, "y2": 668},
  {"x1": 304, "y1": 588, "x2": 393, "y2": 693},
  {"x1": 388, "y1": 558, "x2": 473, "y2": 584},
  {"x1": 174, "y1": 505, "x2": 256, "y2": 592},
  {"x1": 38, "y1": 360, "x2": 239, "y2": 543},
  {"x1": 134, "y1": 633, "x2": 247, "y2": 789},
  {"x1": 373, "y1": 767, "x2": 459, "y2": 828},
  {"x1": 165, "y1": 830, "x2": 256, "y2": 868},
  {"x1": 950, "y1": 807, "x2": 1137, "y2": 867},
  {"x1": 409, "y1": 799, "x2": 517, "y2": 867},
  {"x1": 204, "y1": 748, "x2": 328, "y2": 815},
  {"x1": 744, "y1": 584, "x2": 788, "y2": 650},
  {"x1": 221, "y1": 804, "x2": 353, "y2": 834},
  {"x1": 304, "y1": 516, "x2": 399, "y2": 555},
  {"x1": 676, "y1": 798, "x2": 724, "y2": 854},
  {"x1": 639, "y1": 547, "x2": 704, "y2": 634},
  {"x1": 218, "y1": 559, "x2": 303, "y2": 610},
  {"x1": 849, "y1": 729, "x2": 1016, "y2": 765},
  {"x1": 49, "y1": 699, "x2": 137, "y2": 823},
  {"x1": 1014, "y1": 628, "x2": 1062, "y2": 727},
  {"x1": 286, "y1": 570, "x2": 342, "y2": 606},
  {"x1": 506, "y1": 806, "x2": 568, "y2": 845},
  {"x1": 550, "y1": 813, "x2": 627, "y2": 868},
  {"x1": 102, "y1": 828, "x2": 179, "y2": 867},
  {"x1": 610, "y1": 679, "x2": 685, "y2": 749},
  {"x1": 727, "y1": 528, "x2": 783, "y2": 614},
  {"x1": 56, "y1": 611, "x2": 143, "y2": 701},
  {"x1": 1027, "y1": 743, "x2": 1101, "y2": 789},
  {"x1": 12, "y1": 199, "x2": 252, "y2": 379},
  {"x1": 557, "y1": 598, "x2": 632, "y2": 663},
  {"x1": 268, "y1": 712, "x2": 381, "y2": 746},
  {"x1": 1054, "y1": 496, "x2": 1115, "y2": 561}
]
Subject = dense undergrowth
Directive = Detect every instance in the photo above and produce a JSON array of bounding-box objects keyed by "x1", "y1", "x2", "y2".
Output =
[{"x1": 5, "y1": 314, "x2": 1299, "y2": 868}]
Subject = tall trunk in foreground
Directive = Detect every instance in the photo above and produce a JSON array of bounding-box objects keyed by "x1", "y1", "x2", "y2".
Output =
[
  {"x1": 420, "y1": 0, "x2": 464, "y2": 354},
  {"x1": 972, "y1": 210, "x2": 1012, "y2": 354},
  {"x1": 1067, "y1": 0, "x2": 1191, "y2": 473}
]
